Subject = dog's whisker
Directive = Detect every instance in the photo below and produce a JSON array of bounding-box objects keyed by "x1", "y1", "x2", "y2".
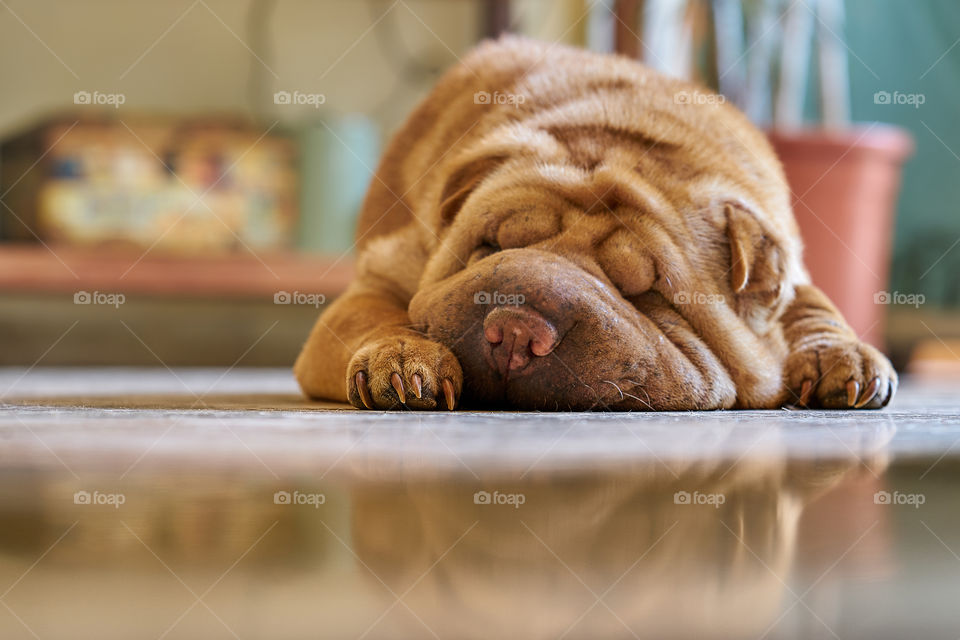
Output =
[
  {"x1": 629, "y1": 382, "x2": 652, "y2": 403},
  {"x1": 602, "y1": 380, "x2": 625, "y2": 401},
  {"x1": 622, "y1": 390, "x2": 654, "y2": 411},
  {"x1": 622, "y1": 380, "x2": 654, "y2": 407}
]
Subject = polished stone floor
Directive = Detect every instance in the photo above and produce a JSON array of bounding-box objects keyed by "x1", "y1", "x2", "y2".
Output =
[{"x1": 1, "y1": 368, "x2": 959, "y2": 639}]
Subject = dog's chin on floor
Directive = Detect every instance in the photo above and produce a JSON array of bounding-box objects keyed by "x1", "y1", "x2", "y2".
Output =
[{"x1": 408, "y1": 250, "x2": 730, "y2": 412}]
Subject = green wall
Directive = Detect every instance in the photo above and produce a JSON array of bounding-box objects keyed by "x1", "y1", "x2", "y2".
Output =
[{"x1": 846, "y1": 0, "x2": 960, "y2": 306}]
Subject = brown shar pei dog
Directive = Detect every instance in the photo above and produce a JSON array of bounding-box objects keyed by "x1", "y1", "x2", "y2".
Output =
[{"x1": 295, "y1": 36, "x2": 897, "y2": 411}]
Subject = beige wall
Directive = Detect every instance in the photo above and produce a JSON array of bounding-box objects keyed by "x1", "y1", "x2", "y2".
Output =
[{"x1": 0, "y1": 0, "x2": 587, "y2": 138}]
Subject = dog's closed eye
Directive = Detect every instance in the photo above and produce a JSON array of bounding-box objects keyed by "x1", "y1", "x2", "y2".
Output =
[{"x1": 469, "y1": 241, "x2": 501, "y2": 264}]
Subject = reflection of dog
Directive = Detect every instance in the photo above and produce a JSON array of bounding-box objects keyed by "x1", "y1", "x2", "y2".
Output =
[
  {"x1": 350, "y1": 455, "x2": 883, "y2": 639},
  {"x1": 295, "y1": 36, "x2": 896, "y2": 411}
]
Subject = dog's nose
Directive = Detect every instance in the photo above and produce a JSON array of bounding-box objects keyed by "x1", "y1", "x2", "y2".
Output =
[{"x1": 483, "y1": 305, "x2": 559, "y2": 375}]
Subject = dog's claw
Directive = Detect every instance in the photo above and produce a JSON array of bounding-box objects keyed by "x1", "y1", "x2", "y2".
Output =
[
  {"x1": 441, "y1": 378, "x2": 456, "y2": 410},
  {"x1": 882, "y1": 381, "x2": 893, "y2": 407},
  {"x1": 411, "y1": 373, "x2": 423, "y2": 399},
  {"x1": 356, "y1": 371, "x2": 374, "y2": 409},
  {"x1": 855, "y1": 377, "x2": 882, "y2": 408},
  {"x1": 846, "y1": 380, "x2": 860, "y2": 407},
  {"x1": 799, "y1": 379, "x2": 813, "y2": 406},
  {"x1": 390, "y1": 372, "x2": 406, "y2": 403}
]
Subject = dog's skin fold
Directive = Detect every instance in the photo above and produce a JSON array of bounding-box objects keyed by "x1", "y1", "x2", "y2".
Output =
[{"x1": 294, "y1": 36, "x2": 897, "y2": 411}]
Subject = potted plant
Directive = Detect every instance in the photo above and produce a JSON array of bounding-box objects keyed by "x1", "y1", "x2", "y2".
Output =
[{"x1": 640, "y1": 0, "x2": 914, "y2": 348}]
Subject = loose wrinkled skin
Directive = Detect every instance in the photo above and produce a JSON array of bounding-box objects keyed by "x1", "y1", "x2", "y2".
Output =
[{"x1": 294, "y1": 36, "x2": 897, "y2": 411}]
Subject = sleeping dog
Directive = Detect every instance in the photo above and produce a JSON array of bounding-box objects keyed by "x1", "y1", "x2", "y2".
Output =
[{"x1": 294, "y1": 37, "x2": 896, "y2": 411}]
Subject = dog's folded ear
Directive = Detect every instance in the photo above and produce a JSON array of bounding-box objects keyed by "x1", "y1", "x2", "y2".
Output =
[
  {"x1": 439, "y1": 154, "x2": 507, "y2": 225},
  {"x1": 724, "y1": 202, "x2": 784, "y2": 301}
]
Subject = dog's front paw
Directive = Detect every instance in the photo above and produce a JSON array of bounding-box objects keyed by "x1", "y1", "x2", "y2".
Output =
[
  {"x1": 784, "y1": 338, "x2": 897, "y2": 409},
  {"x1": 347, "y1": 333, "x2": 463, "y2": 410}
]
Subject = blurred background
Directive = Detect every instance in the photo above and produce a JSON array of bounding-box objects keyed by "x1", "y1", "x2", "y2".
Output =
[{"x1": 0, "y1": 0, "x2": 957, "y2": 372}]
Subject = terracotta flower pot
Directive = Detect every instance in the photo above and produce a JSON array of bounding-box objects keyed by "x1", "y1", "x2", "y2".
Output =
[{"x1": 768, "y1": 125, "x2": 914, "y2": 349}]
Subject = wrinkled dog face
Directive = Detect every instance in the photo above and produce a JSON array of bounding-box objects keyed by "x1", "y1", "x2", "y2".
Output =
[{"x1": 408, "y1": 160, "x2": 746, "y2": 411}]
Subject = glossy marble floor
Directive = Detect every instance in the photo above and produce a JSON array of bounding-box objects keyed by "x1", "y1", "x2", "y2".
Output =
[{"x1": 1, "y1": 368, "x2": 959, "y2": 639}]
